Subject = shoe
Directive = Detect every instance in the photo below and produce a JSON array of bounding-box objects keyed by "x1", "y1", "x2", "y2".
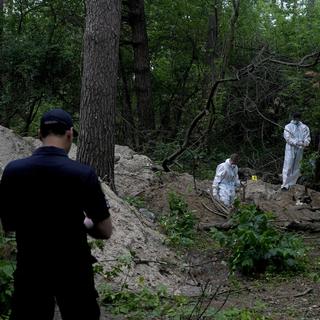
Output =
[{"x1": 281, "y1": 187, "x2": 289, "y2": 191}]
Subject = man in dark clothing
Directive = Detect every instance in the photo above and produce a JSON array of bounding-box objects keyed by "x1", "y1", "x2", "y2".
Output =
[{"x1": 0, "y1": 109, "x2": 112, "y2": 320}]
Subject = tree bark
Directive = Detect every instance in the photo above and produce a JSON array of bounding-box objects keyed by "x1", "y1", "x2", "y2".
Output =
[
  {"x1": 119, "y1": 50, "x2": 137, "y2": 148},
  {"x1": 0, "y1": 0, "x2": 4, "y2": 125},
  {"x1": 221, "y1": 0, "x2": 240, "y2": 79},
  {"x1": 78, "y1": 0, "x2": 121, "y2": 192},
  {"x1": 127, "y1": 0, "x2": 154, "y2": 138},
  {"x1": 204, "y1": 4, "x2": 218, "y2": 90}
]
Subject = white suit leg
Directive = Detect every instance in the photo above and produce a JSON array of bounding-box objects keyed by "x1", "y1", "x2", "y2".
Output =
[
  {"x1": 282, "y1": 145, "x2": 294, "y2": 189},
  {"x1": 282, "y1": 145, "x2": 303, "y2": 188},
  {"x1": 290, "y1": 149, "x2": 303, "y2": 185},
  {"x1": 218, "y1": 184, "x2": 234, "y2": 206}
]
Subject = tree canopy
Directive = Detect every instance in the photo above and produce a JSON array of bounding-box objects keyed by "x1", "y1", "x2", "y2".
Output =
[{"x1": 1, "y1": 0, "x2": 320, "y2": 180}]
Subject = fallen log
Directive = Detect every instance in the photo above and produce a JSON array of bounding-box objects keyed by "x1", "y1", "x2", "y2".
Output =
[{"x1": 285, "y1": 220, "x2": 320, "y2": 233}]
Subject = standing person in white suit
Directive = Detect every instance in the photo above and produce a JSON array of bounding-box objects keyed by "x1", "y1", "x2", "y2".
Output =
[
  {"x1": 281, "y1": 112, "x2": 311, "y2": 190},
  {"x1": 212, "y1": 153, "x2": 240, "y2": 206}
]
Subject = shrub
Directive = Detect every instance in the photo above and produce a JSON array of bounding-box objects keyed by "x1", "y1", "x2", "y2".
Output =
[
  {"x1": 211, "y1": 204, "x2": 307, "y2": 275},
  {"x1": 160, "y1": 192, "x2": 197, "y2": 246}
]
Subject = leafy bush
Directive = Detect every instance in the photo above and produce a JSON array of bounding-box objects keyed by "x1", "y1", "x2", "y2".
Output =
[
  {"x1": 0, "y1": 232, "x2": 16, "y2": 318},
  {"x1": 160, "y1": 192, "x2": 197, "y2": 246},
  {"x1": 300, "y1": 151, "x2": 320, "y2": 182},
  {"x1": 211, "y1": 204, "x2": 307, "y2": 275}
]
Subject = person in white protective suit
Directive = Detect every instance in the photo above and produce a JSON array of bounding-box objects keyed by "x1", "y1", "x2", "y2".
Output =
[
  {"x1": 281, "y1": 112, "x2": 311, "y2": 190},
  {"x1": 212, "y1": 154, "x2": 240, "y2": 206}
]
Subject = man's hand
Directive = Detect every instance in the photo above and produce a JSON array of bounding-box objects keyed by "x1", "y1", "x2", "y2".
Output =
[{"x1": 84, "y1": 217, "x2": 94, "y2": 229}]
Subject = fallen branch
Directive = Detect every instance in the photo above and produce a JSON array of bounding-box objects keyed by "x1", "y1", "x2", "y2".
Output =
[
  {"x1": 293, "y1": 287, "x2": 313, "y2": 298},
  {"x1": 201, "y1": 201, "x2": 228, "y2": 219},
  {"x1": 285, "y1": 221, "x2": 320, "y2": 233}
]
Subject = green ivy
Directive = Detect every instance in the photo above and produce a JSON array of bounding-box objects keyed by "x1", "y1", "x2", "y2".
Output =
[{"x1": 211, "y1": 204, "x2": 308, "y2": 275}]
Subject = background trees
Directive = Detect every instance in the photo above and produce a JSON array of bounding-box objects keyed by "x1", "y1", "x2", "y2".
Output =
[{"x1": 1, "y1": 0, "x2": 320, "y2": 184}]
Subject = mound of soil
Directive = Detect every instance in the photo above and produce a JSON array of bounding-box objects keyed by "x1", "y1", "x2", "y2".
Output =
[{"x1": 1, "y1": 125, "x2": 320, "y2": 319}]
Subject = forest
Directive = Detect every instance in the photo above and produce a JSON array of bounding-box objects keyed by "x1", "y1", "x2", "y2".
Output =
[
  {"x1": 1, "y1": 1, "x2": 320, "y2": 319},
  {"x1": 1, "y1": 0, "x2": 320, "y2": 186}
]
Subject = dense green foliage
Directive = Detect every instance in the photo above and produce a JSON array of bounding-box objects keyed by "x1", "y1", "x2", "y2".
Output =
[
  {"x1": 211, "y1": 204, "x2": 308, "y2": 275},
  {"x1": 160, "y1": 192, "x2": 197, "y2": 246},
  {"x1": 1, "y1": 0, "x2": 320, "y2": 178}
]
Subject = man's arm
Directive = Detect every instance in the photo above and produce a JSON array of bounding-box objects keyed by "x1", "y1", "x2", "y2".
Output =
[
  {"x1": 302, "y1": 125, "x2": 311, "y2": 147},
  {"x1": 283, "y1": 125, "x2": 298, "y2": 146},
  {"x1": 83, "y1": 169, "x2": 112, "y2": 239},
  {"x1": 0, "y1": 166, "x2": 16, "y2": 234},
  {"x1": 212, "y1": 164, "x2": 225, "y2": 197}
]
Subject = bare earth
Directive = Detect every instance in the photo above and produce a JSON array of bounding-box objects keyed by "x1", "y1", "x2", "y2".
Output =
[{"x1": 0, "y1": 125, "x2": 319, "y2": 319}]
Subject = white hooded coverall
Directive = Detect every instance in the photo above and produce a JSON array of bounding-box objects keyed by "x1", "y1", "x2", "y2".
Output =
[
  {"x1": 281, "y1": 120, "x2": 311, "y2": 189},
  {"x1": 212, "y1": 158, "x2": 240, "y2": 206}
]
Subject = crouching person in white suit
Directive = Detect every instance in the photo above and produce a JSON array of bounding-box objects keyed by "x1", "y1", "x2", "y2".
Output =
[{"x1": 212, "y1": 153, "x2": 240, "y2": 206}]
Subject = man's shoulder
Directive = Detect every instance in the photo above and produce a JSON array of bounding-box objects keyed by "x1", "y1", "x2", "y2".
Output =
[
  {"x1": 3, "y1": 156, "x2": 33, "y2": 172},
  {"x1": 62, "y1": 158, "x2": 95, "y2": 176},
  {"x1": 300, "y1": 122, "x2": 310, "y2": 130},
  {"x1": 217, "y1": 162, "x2": 227, "y2": 170}
]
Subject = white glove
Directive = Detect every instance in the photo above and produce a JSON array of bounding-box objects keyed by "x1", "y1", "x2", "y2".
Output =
[{"x1": 212, "y1": 187, "x2": 218, "y2": 197}]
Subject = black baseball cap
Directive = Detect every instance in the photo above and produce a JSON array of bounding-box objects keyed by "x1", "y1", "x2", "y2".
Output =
[{"x1": 40, "y1": 108, "x2": 78, "y2": 137}]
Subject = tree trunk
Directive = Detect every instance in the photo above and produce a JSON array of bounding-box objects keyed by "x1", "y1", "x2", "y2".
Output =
[
  {"x1": 78, "y1": 0, "x2": 121, "y2": 192},
  {"x1": 0, "y1": 0, "x2": 4, "y2": 125},
  {"x1": 119, "y1": 51, "x2": 137, "y2": 148},
  {"x1": 220, "y1": 0, "x2": 240, "y2": 79},
  {"x1": 127, "y1": 0, "x2": 154, "y2": 140},
  {"x1": 204, "y1": 5, "x2": 218, "y2": 90}
]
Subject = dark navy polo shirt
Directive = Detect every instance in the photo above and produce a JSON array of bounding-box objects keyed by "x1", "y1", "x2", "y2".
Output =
[{"x1": 0, "y1": 146, "x2": 110, "y2": 272}]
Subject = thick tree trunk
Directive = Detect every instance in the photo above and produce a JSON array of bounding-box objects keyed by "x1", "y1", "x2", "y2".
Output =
[
  {"x1": 119, "y1": 51, "x2": 137, "y2": 148},
  {"x1": 128, "y1": 0, "x2": 154, "y2": 139},
  {"x1": 78, "y1": 0, "x2": 121, "y2": 192}
]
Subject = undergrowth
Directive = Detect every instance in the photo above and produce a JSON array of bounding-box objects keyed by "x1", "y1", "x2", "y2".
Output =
[
  {"x1": 211, "y1": 204, "x2": 308, "y2": 275},
  {"x1": 159, "y1": 191, "x2": 197, "y2": 247},
  {"x1": 100, "y1": 279, "x2": 270, "y2": 320},
  {"x1": 0, "y1": 231, "x2": 16, "y2": 319}
]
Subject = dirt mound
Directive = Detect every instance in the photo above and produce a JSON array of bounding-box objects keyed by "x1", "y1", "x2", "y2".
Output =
[{"x1": 0, "y1": 126, "x2": 194, "y2": 294}]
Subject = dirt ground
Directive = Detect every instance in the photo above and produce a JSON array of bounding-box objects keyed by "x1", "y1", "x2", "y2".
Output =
[
  {"x1": 1, "y1": 126, "x2": 319, "y2": 319},
  {"x1": 139, "y1": 173, "x2": 320, "y2": 319}
]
